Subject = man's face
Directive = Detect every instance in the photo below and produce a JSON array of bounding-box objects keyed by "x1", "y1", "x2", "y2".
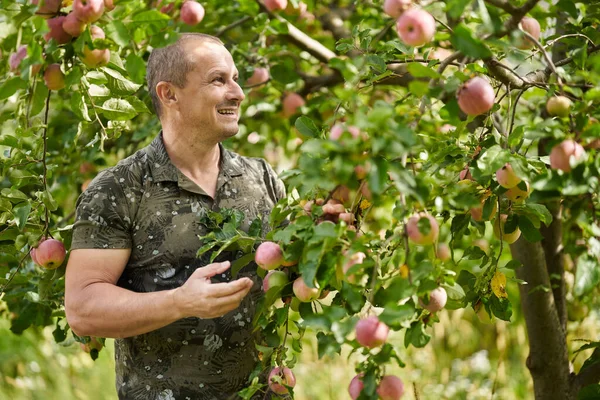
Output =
[{"x1": 172, "y1": 40, "x2": 245, "y2": 140}]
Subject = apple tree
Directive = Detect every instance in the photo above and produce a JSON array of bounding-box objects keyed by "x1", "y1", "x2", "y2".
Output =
[{"x1": 0, "y1": 0, "x2": 599, "y2": 399}]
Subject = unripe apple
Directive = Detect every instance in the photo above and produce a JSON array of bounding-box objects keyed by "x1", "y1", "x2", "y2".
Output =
[
  {"x1": 33, "y1": 0, "x2": 62, "y2": 18},
  {"x1": 82, "y1": 25, "x2": 110, "y2": 68},
  {"x1": 377, "y1": 375, "x2": 405, "y2": 400},
  {"x1": 293, "y1": 276, "x2": 320, "y2": 302},
  {"x1": 45, "y1": 16, "x2": 72, "y2": 44},
  {"x1": 493, "y1": 214, "x2": 521, "y2": 244},
  {"x1": 255, "y1": 241, "x2": 284, "y2": 270},
  {"x1": 282, "y1": 93, "x2": 305, "y2": 117},
  {"x1": 419, "y1": 287, "x2": 447, "y2": 313},
  {"x1": 396, "y1": 9, "x2": 436, "y2": 47},
  {"x1": 495, "y1": 163, "x2": 521, "y2": 189},
  {"x1": 355, "y1": 316, "x2": 389, "y2": 348},
  {"x1": 348, "y1": 374, "x2": 365, "y2": 400},
  {"x1": 383, "y1": 0, "x2": 411, "y2": 18},
  {"x1": 44, "y1": 64, "x2": 66, "y2": 91},
  {"x1": 342, "y1": 251, "x2": 366, "y2": 283},
  {"x1": 180, "y1": 1, "x2": 205, "y2": 25},
  {"x1": 470, "y1": 200, "x2": 497, "y2": 222},
  {"x1": 246, "y1": 67, "x2": 269, "y2": 86},
  {"x1": 35, "y1": 238, "x2": 66, "y2": 269},
  {"x1": 406, "y1": 213, "x2": 439, "y2": 245},
  {"x1": 268, "y1": 367, "x2": 296, "y2": 395},
  {"x1": 9, "y1": 46, "x2": 28, "y2": 73},
  {"x1": 80, "y1": 337, "x2": 103, "y2": 353},
  {"x1": 263, "y1": 270, "x2": 289, "y2": 292},
  {"x1": 457, "y1": 77, "x2": 495, "y2": 116},
  {"x1": 436, "y1": 243, "x2": 451, "y2": 261},
  {"x1": 62, "y1": 12, "x2": 87, "y2": 37},
  {"x1": 73, "y1": 0, "x2": 105, "y2": 23},
  {"x1": 264, "y1": 0, "x2": 287, "y2": 12},
  {"x1": 549, "y1": 139, "x2": 586, "y2": 172},
  {"x1": 546, "y1": 96, "x2": 572, "y2": 118},
  {"x1": 505, "y1": 181, "x2": 530, "y2": 202},
  {"x1": 330, "y1": 123, "x2": 361, "y2": 141},
  {"x1": 517, "y1": 17, "x2": 541, "y2": 49}
]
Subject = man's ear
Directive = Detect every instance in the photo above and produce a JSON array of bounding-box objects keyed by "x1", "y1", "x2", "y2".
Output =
[{"x1": 156, "y1": 82, "x2": 178, "y2": 110}]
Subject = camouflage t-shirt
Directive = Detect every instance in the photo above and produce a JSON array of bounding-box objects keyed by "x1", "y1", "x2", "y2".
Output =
[{"x1": 71, "y1": 133, "x2": 285, "y2": 400}]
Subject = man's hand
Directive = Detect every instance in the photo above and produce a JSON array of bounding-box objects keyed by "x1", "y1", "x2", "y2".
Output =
[{"x1": 172, "y1": 261, "x2": 254, "y2": 319}]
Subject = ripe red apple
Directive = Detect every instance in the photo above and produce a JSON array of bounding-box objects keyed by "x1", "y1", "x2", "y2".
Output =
[
  {"x1": 342, "y1": 251, "x2": 366, "y2": 283},
  {"x1": 44, "y1": 64, "x2": 66, "y2": 91},
  {"x1": 9, "y1": 45, "x2": 28, "y2": 73},
  {"x1": 330, "y1": 123, "x2": 361, "y2": 141},
  {"x1": 264, "y1": 0, "x2": 287, "y2": 12},
  {"x1": 517, "y1": 17, "x2": 541, "y2": 50},
  {"x1": 470, "y1": 200, "x2": 497, "y2": 222},
  {"x1": 406, "y1": 213, "x2": 439, "y2": 245},
  {"x1": 383, "y1": 0, "x2": 411, "y2": 18},
  {"x1": 180, "y1": 1, "x2": 205, "y2": 25},
  {"x1": 33, "y1": 0, "x2": 62, "y2": 18},
  {"x1": 457, "y1": 77, "x2": 495, "y2": 116},
  {"x1": 246, "y1": 67, "x2": 269, "y2": 86},
  {"x1": 348, "y1": 374, "x2": 365, "y2": 400},
  {"x1": 104, "y1": 0, "x2": 114, "y2": 10},
  {"x1": 355, "y1": 316, "x2": 389, "y2": 348},
  {"x1": 436, "y1": 243, "x2": 451, "y2": 261},
  {"x1": 396, "y1": 8, "x2": 436, "y2": 47},
  {"x1": 80, "y1": 337, "x2": 103, "y2": 353},
  {"x1": 377, "y1": 375, "x2": 405, "y2": 400},
  {"x1": 44, "y1": 16, "x2": 72, "y2": 44},
  {"x1": 459, "y1": 167, "x2": 473, "y2": 181},
  {"x1": 268, "y1": 367, "x2": 296, "y2": 395},
  {"x1": 505, "y1": 181, "x2": 530, "y2": 202},
  {"x1": 546, "y1": 96, "x2": 572, "y2": 118},
  {"x1": 550, "y1": 139, "x2": 586, "y2": 172},
  {"x1": 30, "y1": 237, "x2": 46, "y2": 265},
  {"x1": 62, "y1": 12, "x2": 87, "y2": 37},
  {"x1": 73, "y1": 0, "x2": 105, "y2": 23},
  {"x1": 419, "y1": 287, "x2": 447, "y2": 313},
  {"x1": 282, "y1": 93, "x2": 305, "y2": 117},
  {"x1": 263, "y1": 270, "x2": 289, "y2": 292},
  {"x1": 495, "y1": 163, "x2": 521, "y2": 189},
  {"x1": 493, "y1": 214, "x2": 521, "y2": 244},
  {"x1": 82, "y1": 25, "x2": 110, "y2": 68},
  {"x1": 293, "y1": 276, "x2": 320, "y2": 302},
  {"x1": 339, "y1": 212, "x2": 355, "y2": 225},
  {"x1": 35, "y1": 238, "x2": 66, "y2": 269},
  {"x1": 255, "y1": 241, "x2": 284, "y2": 270}
]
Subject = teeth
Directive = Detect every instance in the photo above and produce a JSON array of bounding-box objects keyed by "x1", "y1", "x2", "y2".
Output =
[{"x1": 218, "y1": 110, "x2": 235, "y2": 115}]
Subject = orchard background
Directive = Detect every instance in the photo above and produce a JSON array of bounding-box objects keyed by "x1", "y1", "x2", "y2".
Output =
[{"x1": 1, "y1": 0, "x2": 600, "y2": 399}]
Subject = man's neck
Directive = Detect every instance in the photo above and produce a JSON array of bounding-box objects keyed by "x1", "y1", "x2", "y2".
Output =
[{"x1": 161, "y1": 128, "x2": 221, "y2": 179}]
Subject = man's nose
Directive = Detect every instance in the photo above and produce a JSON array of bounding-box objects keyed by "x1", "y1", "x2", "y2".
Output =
[{"x1": 227, "y1": 81, "x2": 245, "y2": 103}]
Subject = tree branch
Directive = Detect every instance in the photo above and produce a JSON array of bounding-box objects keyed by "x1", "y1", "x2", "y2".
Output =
[{"x1": 484, "y1": 0, "x2": 518, "y2": 14}]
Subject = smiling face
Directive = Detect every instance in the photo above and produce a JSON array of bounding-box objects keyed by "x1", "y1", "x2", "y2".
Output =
[{"x1": 169, "y1": 40, "x2": 245, "y2": 142}]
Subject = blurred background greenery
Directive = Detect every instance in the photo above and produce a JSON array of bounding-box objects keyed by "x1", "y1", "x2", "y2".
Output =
[{"x1": 1, "y1": 302, "x2": 597, "y2": 400}]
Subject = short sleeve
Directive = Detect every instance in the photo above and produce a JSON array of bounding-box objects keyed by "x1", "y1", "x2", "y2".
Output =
[{"x1": 70, "y1": 170, "x2": 133, "y2": 250}]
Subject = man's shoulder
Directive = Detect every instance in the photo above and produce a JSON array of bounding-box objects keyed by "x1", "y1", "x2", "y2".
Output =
[
  {"x1": 90, "y1": 145, "x2": 152, "y2": 189},
  {"x1": 223, "y1": 148, "x2": 274, "y2": 175}
]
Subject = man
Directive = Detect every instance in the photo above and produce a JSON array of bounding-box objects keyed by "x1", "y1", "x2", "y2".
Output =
[{"x1": 65, "y1": 33, "x2": 285, "y2": 400}]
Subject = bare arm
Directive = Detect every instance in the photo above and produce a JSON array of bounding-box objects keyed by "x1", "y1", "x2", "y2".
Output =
[{"x1": 65, "y1": 249, "x2": 254, "y2": 339}]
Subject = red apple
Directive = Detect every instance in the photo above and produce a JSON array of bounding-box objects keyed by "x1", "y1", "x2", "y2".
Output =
[
  {"x1": 180, "y1": 1, "x2": 205, "y2": 25},
  {"x1": 550, "y1": 139, "x2": 586, "y2": 172},
  {"x1": 342, "y1": 251, "x2": 366, "y2": 283},
  {"x1": 82, "y1": 25, "x2": 110, "y2": 68},
  {"x1": 330, "y1": 123, "x2": 361, "y2": 141},
  {"x1": 339, "y1": 212, "x2": 355, "y2": 225},
  {"x1": 546, "y1": 96, "x2": 572, "y2": 117},
  {"x1": 293, "y1": 276, "x2": 320, "y2": 302},
  {"x1": 383, "y1": 0, "x2": 411, "y2": 18},
  {"x1": 406, "y1": 213, "x2": 439, "y2": 245},
  {"x1": 246, "y1": 67, "x2": 269, "y2": 86},
  {"x1": 517, "y1": 17, "x2": 541, "y2": 50},
  {"x1": 282, "y1": 93, "x2": 305, "y2": 117},
  {"x1": 264, "y1": 0, "x2": 287, "y2": 12},
  {"x1": 44, "y1": 64, "x2": 65, "y2": 90},
  {"x1": 73, "y1": 0, "x2": 105, "y2": 23},
  {"x1": 493, "y1": 214, "x2": 521, "y2": 244},
  {"x1": 396, "y1": 9, "x2": 436, "y2": 47},
  {"x1": 459, "y1": 167, "x2": 473, "y2": 181},
  {"x1": 44, "y1": 16, "x2": 72, "y2": 44},
  {"x1": 268, "y1": 367, "x2": 296, "y2": 395},
  {"x1": 495, "y1": 163, "x2": 521, "y2": 189},
  {"x1": 457, "y1": 77, "x2": 495, "y2": 116},
  {"x1": 33, "y1": 0, "x2": 62, "y2": 18},
  {"x1": 35, "y1": 238, "x2": 66, "y2": 269},
  {"x1": 377, "y1": 375, "x2": 405, "y2": 400},
  {"x1": 436, "y1": 243, "x2": 451, "y2": 261},
  {"x1": 104, "y1": 0, "x2": 114, "y2": 10},
  {"x1": 255, "y1": 241, "x2": 284, "y2": 270},
  {"x1": 355, "y1": 316, "x2": 389, "y2": 348},
  {"x1": 419, "y1": 287, "x2": 447, "y2": 313},
  {"x1": 9, "y1": 46, "x2": 28, "y2": 73},
  {"x1": 470, "y1": 200, "x2": 497, "y2": 222},
  {"x1": 62, "y1": 12, "x2": 87, "y2": 37},
  {"x1": 505, "y1": 181, "x2": 530, "y2": 202},
  {"x1": 348, "y1": 374, "x2": 365, "y2": 400},
  {"x1": 263, "y1": 270, "x2": 289, "y2": 292}
]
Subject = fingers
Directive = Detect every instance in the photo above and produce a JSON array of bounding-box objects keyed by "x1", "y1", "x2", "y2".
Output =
[
  {"x1": 209, "y1": 283, "x2": 254, "y2": 315},
  {"x1": 207, "y1": 277, "x2": 254, "y2": 297},
  {"x1": 192, "y1": 261, "x2": 231, "y2": 278}
]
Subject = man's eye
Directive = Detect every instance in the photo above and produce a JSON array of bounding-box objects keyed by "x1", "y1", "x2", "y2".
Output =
[{"x1": 214, "y1": 77, "x2": 225, "y2": 83}]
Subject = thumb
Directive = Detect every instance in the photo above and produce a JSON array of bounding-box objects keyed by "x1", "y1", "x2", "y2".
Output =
[{"x1": 192, "y1": 261, "x2": 231, "y2": 279}]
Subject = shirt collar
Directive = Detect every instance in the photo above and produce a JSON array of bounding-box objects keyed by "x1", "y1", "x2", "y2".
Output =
[{"x1": 145, "y1": 132, "x2": 244, "y2": 183}]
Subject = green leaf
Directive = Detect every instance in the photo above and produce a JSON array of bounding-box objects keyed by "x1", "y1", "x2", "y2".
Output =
[
  {"x1": 574, "y1": 256, "x2": 600, "y2": 297},
  {"x1": 71, "y1": 93, "x2": 92, "y2": 121},
  {"x1": 12, "y1": 203, "x2": 31, "y2": 231},
  {"x1": 379, "y1": 303, "x2": 415, "y2": 328},
  {"x1": 408, "y1": 80, "x2": 430, "y2": 97},
  {"x1": 520, "y1": 203, "x2": 553, "y2": 226},
  {"x1": 443, "y1": 282, "x2": 466, "y2": 300},
  {"x1": 316, "y1": 332, "x2": 342, "y2": 359},
  {"x1": 102, "y1": 67, "x2": 142, "y2": 95},
  {"x1": 295, "y1": 116, "x2": 319, "y2": 138},
  {"x1": 1, "y1": 188, "x2": 28, "y2": 201},
  {"x1": 100, "y1": 98, "x2": 138, "y2": 120},
  {"x1": 518, "y1": 216, "x2": 543, "y2": 242},
  {"x1": 366, "y1": 55, "x2": 387, "y2": 74},
  {"x1": 476, "y1": 145, "x2": 509, "y2": 174},
  {"x1": 578, "y1": 384, "x2": 600, "y2": 400},
  {"x1": 407, "y1": 63, "x2": 440, "y2": 79},
  {"x1": 446, "y1": 0, "x2": 472, "y2": 19},
  {"x1": 489, "y1": 295, "x2": 512, "y2": 321},
  {"x1": 0, "y1": 77, "x2": 28, "y2": 100},
  {"x1": 105, "y1": 20, "x2": 130, "y2": 47},
  {"x1": 450, "y1": 24, "x2": 493, "y2": 59},
  {"x1": 125, "y1": 53, "x2": 147, "y2": 84},
  {"x1": 404, "y1": 321, "x2": 431, "y2": 348},
  {"x1": 504, "y1": 260, "x2": 522, "y2": 270},
  {"x1": 231, "y1": 252, "x2": 256, "y2": 278}
]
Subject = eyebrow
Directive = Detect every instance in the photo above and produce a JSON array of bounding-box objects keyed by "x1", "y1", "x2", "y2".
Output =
[{"x1": 207, "y1": 69, "x2": 239, "y2": 77}]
